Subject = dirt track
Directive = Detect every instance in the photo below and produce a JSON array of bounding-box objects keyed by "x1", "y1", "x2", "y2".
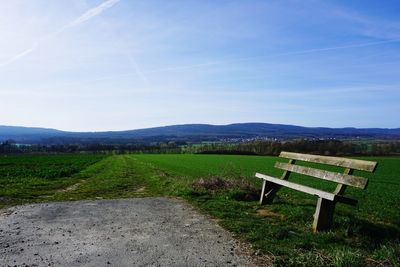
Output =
[{"x1": 0, "y1": 198, "x2": 255, "y2": 267}]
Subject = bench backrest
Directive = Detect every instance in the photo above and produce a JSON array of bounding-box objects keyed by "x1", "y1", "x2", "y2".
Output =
[{"x1": 276, "y1": 151, "x2": 377, "y2": 190}]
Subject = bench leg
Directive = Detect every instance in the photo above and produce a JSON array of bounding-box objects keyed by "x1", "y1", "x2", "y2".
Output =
[
  {"x1": 259, "y1": 180, "x2": 280, "y2": 205},
  {"x1": 313, "y1": 198, "x2": 335, "y2": 232}
]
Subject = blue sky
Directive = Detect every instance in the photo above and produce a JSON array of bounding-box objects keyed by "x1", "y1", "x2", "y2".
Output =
[{"x1": 0, "y1": 0, "x2": 399, "y2": 131}]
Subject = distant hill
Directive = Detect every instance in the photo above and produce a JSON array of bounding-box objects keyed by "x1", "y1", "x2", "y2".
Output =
[{"x1": 1, "y1": 123, "x2": 399, "y2": 144}]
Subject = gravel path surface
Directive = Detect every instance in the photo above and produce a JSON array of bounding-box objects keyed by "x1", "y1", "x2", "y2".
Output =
[{"x1": 0, "y1": 198, "x2": 255, "y2": 267}]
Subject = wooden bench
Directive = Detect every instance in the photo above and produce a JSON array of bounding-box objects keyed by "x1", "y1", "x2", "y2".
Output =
[{"x1": 255, "y1": 151, "x2": 377, "y2": 232}]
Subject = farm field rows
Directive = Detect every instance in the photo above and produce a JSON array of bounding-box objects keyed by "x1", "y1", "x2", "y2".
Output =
[
  {"x1": 0, "y1": 154, "x2": 106, "y2": 208},
  {"x1": 0, "y1": 153, "x2": 399, "y2": 266}
]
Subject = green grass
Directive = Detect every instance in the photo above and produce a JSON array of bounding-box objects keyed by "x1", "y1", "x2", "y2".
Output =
[
  {"x1": 131, "y1": 154, "x2": 400, "y2": 266},
  {"x1": 0, "y1": 154, "x2": 106, "y2": 208},
  {"x1": 0, "y1": 154, "x2": 168, "y2": 207},
  {"x1": 1, "y1": 153, "x2": 399, "y2": 266}
]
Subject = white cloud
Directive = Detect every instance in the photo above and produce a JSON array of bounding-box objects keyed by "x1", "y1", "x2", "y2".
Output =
[
  {"x1": 66, "y1": 0, "x2": 120, "y2": 28},
  {"x1": 0, "y1": 0, "x2": 120, "y2": 67}
]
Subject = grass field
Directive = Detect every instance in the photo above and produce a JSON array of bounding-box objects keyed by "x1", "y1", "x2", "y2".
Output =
[
  {"x1": 0, "y1": 154, "x2": 106, "y2": 207},
  {"x1": 1, "y1": 153, "x2": 399, "y2": 266}
]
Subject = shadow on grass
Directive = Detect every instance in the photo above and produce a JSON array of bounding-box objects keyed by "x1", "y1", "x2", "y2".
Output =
[
  {"x1": 340, "y1": 215, "x2": 400, "y2": 246},
  {"x1": 273, "y1": 200, "x2": 400, "y2": 248}
]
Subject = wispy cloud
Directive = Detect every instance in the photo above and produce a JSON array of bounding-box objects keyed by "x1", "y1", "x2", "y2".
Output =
[
  {"x1": 66, "y1": 0, "x2": 120, "y2": 29},
  {"x1": 331, "y1": 7, "x2": 400, "y2": 40},
  {"x1": 0, "y1": 45, "x2": 38, "y2": 67},
  {"x1": 0, "y1": 0, "x2": 120, "y2": 67},
  {"x1": 57, "y1": 36, "x2": 400, "y2": 87}
]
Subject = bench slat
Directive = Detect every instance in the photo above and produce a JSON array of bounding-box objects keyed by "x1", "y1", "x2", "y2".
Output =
[
  {"x1": 255, "y1": 173, "x2": 335, "y2": 201},
  {"x1": 275, "y1": 162, "x2": 368, "y2": 189},
  {"x1": 279, "y1": 151, "x2": 377, "y2": 172}
]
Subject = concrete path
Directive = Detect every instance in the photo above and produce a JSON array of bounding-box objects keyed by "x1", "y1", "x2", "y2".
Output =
[{"x1": 0, "y1": 198, "x2": 255, "y2": 267}]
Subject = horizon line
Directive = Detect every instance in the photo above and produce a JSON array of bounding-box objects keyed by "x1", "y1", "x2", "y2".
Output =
[{"x1": 0, "y1": 122, "x2": 399, "y2": 133}]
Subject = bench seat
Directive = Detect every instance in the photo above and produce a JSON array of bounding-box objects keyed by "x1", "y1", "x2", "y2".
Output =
[
  {"x1": 256, "y1": 172, "x2": 336, "y2": 200},
  {"x1": 256, "y1": 172, "x2": 358, "y2": 206}
]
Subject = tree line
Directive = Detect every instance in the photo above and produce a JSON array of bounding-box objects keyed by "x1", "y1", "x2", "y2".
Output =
[
  {"x1": 1, "y1": 139, "x2": 400, "y2": 156},
  {"x1": 188, "y1": 139, "x2": 400, "y2": 156}
]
